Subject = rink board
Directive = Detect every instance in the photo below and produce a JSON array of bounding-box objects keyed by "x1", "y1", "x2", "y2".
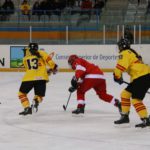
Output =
[{"x1": 0, "y1": 44, "x2": 149, "y2": 72}]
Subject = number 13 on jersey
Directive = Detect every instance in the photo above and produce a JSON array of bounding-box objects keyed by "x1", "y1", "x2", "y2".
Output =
[{"x1": 26, "y1": 58, "x2": 38, "y2": 70}]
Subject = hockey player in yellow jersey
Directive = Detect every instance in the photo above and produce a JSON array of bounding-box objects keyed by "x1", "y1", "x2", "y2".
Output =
[
  {"x1": 113, "y1": 38, "x2": 150, "y2": 128},
  {"x1": 18, "y1": 43, "x2": 58, "y2": 115}
]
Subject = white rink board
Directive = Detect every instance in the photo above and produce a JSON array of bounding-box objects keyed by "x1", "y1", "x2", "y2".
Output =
[
  {"x1": 0, "y1": 45, "x2": 150, "y2": 69},
  {"x1": 0, "y1": 45, "x2": 10, "y2": 68}
]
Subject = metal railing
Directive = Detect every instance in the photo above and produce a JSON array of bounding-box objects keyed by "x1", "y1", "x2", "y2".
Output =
[{"x1": 0, "y1": 9, "x2": 149, "y2": 44}]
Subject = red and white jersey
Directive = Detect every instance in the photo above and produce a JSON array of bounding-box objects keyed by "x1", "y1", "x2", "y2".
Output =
[{"x1": 71, "y1": 58, "x2": 104, "y2": 80}]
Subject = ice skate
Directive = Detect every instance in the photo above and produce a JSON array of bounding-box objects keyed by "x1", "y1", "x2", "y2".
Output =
[
  {"x1": 72, "y1": 107, "x2": 85, "y2": 114},
  {"x1": 72, "y1": 106, "x2": 85, "y2": 117},
  {"x1": 114, "y1": 114, "x2": 129, "y2": 125},
  {"x1": 135, "y1": 117, "x2": 150, "y2": 128},
  {"x1": 19, "y1": 107, "x2": 32, "y2": 115},
  {"x1": 31, "y1": 99, "x2": 39, "y2": 112},
  {"x1": 72, "y1": 104, "x2": 85, "y2": 115}
]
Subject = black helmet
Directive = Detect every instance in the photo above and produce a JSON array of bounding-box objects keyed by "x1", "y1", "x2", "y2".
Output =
[
  {"x1": 29, "y1": 43, "x2": 38, "y2": 55},
  {"x1": 29, "y1": 43, "x2": 38, "y2": 51},
  {"x1": 117, "y1": 38, "x2": 130, "y2": 51}
]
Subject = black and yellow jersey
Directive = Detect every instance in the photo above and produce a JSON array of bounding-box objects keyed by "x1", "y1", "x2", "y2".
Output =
[
  {"x1": 22, "y1": 49, "x2": 55, "y2": 82},
  {"x1": 114, "y1": 49, "x2": 150, "y2": 82}
]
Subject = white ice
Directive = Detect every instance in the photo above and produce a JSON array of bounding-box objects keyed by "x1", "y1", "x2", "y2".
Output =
[{"x1": 0, "y1": 72, "x2": 150, "y2": 150}]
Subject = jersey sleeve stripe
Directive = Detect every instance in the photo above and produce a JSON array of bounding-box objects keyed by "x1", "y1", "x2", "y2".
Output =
[
  {"x1": 116, "y1": 64, "x2": 126, "y2": 71},
  {"x1": 46, "y1": 56, "x2": 51, "y2": 63},
  {"x1": 76, "y1": 65, "x2": 86, "y2": 71}
]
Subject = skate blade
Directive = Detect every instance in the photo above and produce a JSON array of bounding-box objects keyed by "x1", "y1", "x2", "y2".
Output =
[
  {"x1": 114, "y1": 123, "x2": 131, "y2": 128},
  {"x1": 72, "y1": 113, "x2": 84, "y2": 117},
  {"x1": 19, "y1": 113, "x2": 32, "y2": 116},
  {"x1": 135, "y1": 125, "x2": 150, "y2": 129}
]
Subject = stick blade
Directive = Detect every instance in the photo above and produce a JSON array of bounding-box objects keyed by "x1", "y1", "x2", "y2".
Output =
[{"x1": 63, "y1": 105, "x2": 66, "y2": 111}]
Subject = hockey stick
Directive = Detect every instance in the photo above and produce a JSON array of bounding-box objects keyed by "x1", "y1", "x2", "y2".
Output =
[
  {"x1": 123, "y1": 81, "x2": 130, "y2": 85},
  {"x1": 123, "y1": 81, "x2": 150, "y2": 94},
  {"x1": 63, "y1": 92, "x2": 72, "y2": 111}
]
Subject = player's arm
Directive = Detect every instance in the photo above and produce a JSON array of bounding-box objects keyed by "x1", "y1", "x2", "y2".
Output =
[
  {"x1": 68, "y1": 64, "x2": 85, "y2": 92},
  {"x1": 113, "y1": 51, "x2": 129, "y2": 84},
  {"x1": 22, "y1": 58, "x2": 28, "y2": 70},
  {"x1": 74, "y1": 60, "x2": 86, "y2": 80},
  {"x1": 40, "y1": 51, "x2": 58, "y2": 74},
  {"x1": 46, "y1": 55, "x2": 58, "y2": 74},
  {"x1": 68, "y1": 70, "x2": 85, "y2": 93}
]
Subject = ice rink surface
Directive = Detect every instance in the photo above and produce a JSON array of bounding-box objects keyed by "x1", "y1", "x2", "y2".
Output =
[{"x1": 0, "y1": 72, "x2": 150, "y2": 150}]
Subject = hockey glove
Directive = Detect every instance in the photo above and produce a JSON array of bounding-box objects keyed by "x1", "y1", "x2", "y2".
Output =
[
  {"x1": 52, "y1": 64, "x2": 58, "y2": 74},
  {"x1": 113, "y1": 73, "x2": 123, "y2": 85},
  {"x1": 47, "y1": 64, "x2": 58, "y2": 75},
  {"x1": 71, "y1": 76, "x2": 78, "y2": 89},
  {"x1": 68, "y1": 87, "x2": 76, "y2": 93},
  {"x1": 47, "y1": 68, "x2": 52, "y2": 75}
]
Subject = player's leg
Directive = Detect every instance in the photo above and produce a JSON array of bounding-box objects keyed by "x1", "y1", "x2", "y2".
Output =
[
  {"x1": 114, "y1": 90, "x2": 131, "y2": 124},
  {"x1": 131, "y1": 76, "x2": 150, "y2": 127},
  {"x1": 131, "y1": 98, "x2": 150, "y2": 127},
  {"x1": 130, "y1": 75, "x2": 150, "y2": 127},
  {"x1": 18, "y1": 81, "x2": 33, "y2": 115},
  {"x1": 94, "y1": 79, "x2": 121, "y2": 112},
  {"x1": 72, "y1": 90, "x2": 85, "y2": 114},
  {"x1": 72, "y1": 79, "x2": 93, "y2": 114},
  {"x1": 115, "y1": 74, "x2": 150, "y2": 127},
  {"x1": 32, "y1": 80, "x2": 46, "y2": 112}
]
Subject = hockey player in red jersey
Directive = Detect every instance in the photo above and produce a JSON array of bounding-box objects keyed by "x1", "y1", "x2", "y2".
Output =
[{"x1": 68, "y1": 54, "x2": 121, "y2": 114}]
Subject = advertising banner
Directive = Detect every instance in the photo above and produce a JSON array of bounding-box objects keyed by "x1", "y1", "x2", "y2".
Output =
[
  {"x1": 43, "y1": 45, "x2": 119, "y2": 69},
  {"x1": 0, "y1": 45, "x2": 10, "y2": 68},
  {"x1": 0, "y1": 44, "x2": 149, "y2": 71},
  {"x1": 10, "y1": 46, "x2": 25, "y2": 68}
]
